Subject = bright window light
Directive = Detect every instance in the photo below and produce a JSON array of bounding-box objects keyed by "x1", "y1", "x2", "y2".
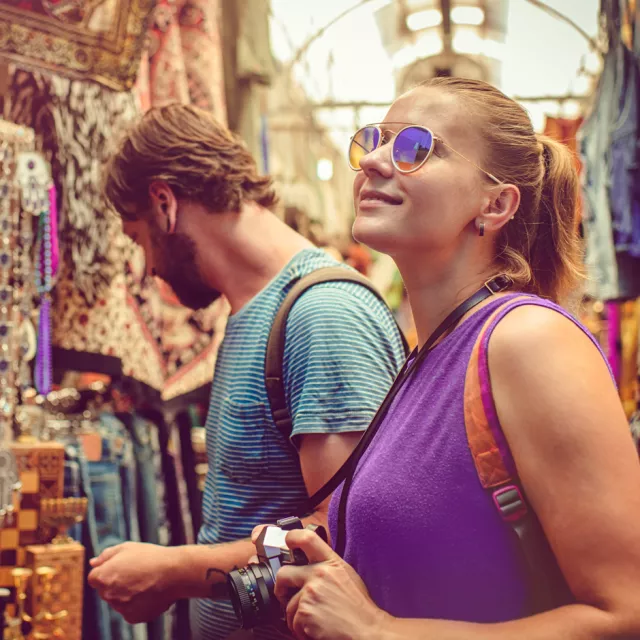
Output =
[
  {"x1": 406, "y1": 9, "x2": 442, "y2": 31},
  {"x1": 451, "y1": 6, "x2": 485, "y2": 26},
  {"x1": 452, "y1": 28, "x2": 483, "y2": 56},
  {"x1": 415, "y1": 31, "x2": 444, "y2": 56},
  {"x1": 317, "y1": 159, "x2": 334, "y2": 181},
  {"x1": 391, "y1": 32, "x2": 443, "y2": 69},
  {"x1": 562, "y1": 101, "x2": 582, "y2": 118}
]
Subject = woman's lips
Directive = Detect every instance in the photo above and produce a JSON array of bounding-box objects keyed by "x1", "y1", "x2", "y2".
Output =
[{"x1": 359, "y1": 189, "x2": 403, "y2": 206}]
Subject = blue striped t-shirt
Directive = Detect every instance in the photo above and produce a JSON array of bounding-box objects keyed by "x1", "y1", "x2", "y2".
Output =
[{"x1": 193, "y1": 248, "x2": 406, "y2": 640}]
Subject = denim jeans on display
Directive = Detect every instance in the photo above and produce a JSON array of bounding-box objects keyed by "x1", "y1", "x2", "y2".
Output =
[
  {"x1": 63, "y1": 444, "x2": 82, "y2": 541},
  {"x1": 90, "y1": 414, "x2": 147, "y2": 640},
  {"x1": 98, "y1": 413, "x2": 141, "y2": 544},
  {"x1": 61, "y1": 438, "x2": 112, "y2": 640},
  {"x1": 609, "y1": 44, "x2": 640, "y2": 256},
  {"x1": 119, "y1": 413, "x2": 169, "y2": 640}
]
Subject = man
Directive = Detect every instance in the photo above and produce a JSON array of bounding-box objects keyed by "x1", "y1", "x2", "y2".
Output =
[{"x1": 88, "y1": 104, "x2": 405, "y2": 640}]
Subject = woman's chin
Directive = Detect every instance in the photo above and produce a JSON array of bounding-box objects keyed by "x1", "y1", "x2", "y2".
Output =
[{"x1": 352, "y1": 217, "x2": 398, "y2": 254}]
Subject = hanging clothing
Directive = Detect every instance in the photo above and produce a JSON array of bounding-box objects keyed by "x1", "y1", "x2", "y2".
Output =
[
  {"x1": 220, "y1": 0, "x2": 275, "y2": 159},
  {"x1": 609, "y1": 42, "x2": 640, "y2": 255},
  {"x1": 579, "y1": 38, "x2": 620, "y2": 300},
  {"x1": 579, "y1": 0, "x2": 640, "y2": 300},
  {"x1": 135, "y1": 0, "x2": 227, "y2": 119},
  {"x1": 544, "y1": 116, "x2": 583, "y2": 223},
  {"x1": 62, "y1": 415, "x2": 148, "y2": 640},
  {"x1": 620, "y1": 300, "x2": 640, "y2": 417},
  {"x1": 131, "y1": 0, "x2": 231, "y2": 402}
]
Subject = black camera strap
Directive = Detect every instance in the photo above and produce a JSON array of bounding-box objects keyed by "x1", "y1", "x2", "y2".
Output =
[{"x1": 302, "y1": 275, "x2": 512, "y2": 556}]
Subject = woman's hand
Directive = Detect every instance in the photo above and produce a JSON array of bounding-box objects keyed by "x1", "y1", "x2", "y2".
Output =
[{"x1": 275, "y1": 529, "x2": 390, "y2": 640}]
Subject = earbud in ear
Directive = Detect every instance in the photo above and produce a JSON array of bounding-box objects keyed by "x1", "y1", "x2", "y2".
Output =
[{"x1": 166, "y1": 217, "x2": 171, "y2": 233}]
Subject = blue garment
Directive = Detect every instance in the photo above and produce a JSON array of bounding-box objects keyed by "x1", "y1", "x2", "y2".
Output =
[
  {"x1": 60, "y1": 415, "x2": 149, "y2": 640},
  {"x1": 63, "y1": 445, "x2": 83, "y2": 541},
  {"x1": 62, "y1": 439, "x2": 112, "y2": 640},
  {"x1": 119, "y1": 413, "x2": 168, "y2": 640},
  {"x1": 610, "y1": 42, "x2": 640, "y2": 256},
  {"x1": 193, "y1": 249, "x2": 406, "y2": 640},
  {"x1": 580, "y1": 36, "x2": 620, "y2": 299}
]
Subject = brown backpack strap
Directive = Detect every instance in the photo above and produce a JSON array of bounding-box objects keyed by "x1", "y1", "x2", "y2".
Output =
[{"x1": 265, "y1": 266, "x2": 407, "y2": 445}]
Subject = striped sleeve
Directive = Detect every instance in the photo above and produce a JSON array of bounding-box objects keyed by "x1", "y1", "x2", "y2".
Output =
[{"x1": 282, "y1": 281, "x2": 405, "y2": 444}]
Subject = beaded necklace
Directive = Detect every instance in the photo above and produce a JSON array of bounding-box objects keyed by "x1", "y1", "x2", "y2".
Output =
[{"x1": 34, "y1": 183, "x2": 58, "y2": 396}]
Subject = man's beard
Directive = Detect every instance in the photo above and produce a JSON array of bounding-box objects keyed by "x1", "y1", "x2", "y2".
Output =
[{"x1": 151, "y1": 229, "x2": 221, "y2": 311}]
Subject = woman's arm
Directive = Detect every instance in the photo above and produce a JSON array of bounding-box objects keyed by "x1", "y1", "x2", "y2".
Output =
[{"x1": 276, "y1": 305, "x2": 640, "y2": 640}]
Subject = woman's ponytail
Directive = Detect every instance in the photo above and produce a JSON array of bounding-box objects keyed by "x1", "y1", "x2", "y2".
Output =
[{"x1": 530, "y1": 135, "x2": 585, "y2": 306}]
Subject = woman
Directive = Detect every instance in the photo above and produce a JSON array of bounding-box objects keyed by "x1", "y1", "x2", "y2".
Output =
[{"x1": 268, "y1": 77, "x2": 640, "y2": 638}]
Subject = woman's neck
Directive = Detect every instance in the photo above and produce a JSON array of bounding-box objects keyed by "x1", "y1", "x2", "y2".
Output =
[{"x1": 397, "y1": 257, "x2": 500, "y2": 349}]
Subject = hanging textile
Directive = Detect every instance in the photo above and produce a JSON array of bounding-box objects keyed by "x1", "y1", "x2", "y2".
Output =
[
  {"x1": 220, "y1": 0, "x2": 275, "y2": 159},
  {"x1": 0, "y1": 0, "x2": 154, "y2": 91},
  {"x1": 2, "y1": 69, "x2": 140, "y2": 301},
  {"x1": 130, "y1": 0, "x2": 231, "y2": 402},
  {"x1": 620, "y1": 299, "x2": 639, "y2": 417},
  {"x1": 135, "y1": 0, "x2": 227, "y2": 119},
  {"x1": 544, "y1": 116, "x2": 584, "y2": 223},
  {"x1": 579, "y1": 0, "x2": 640, "y2": 300}
]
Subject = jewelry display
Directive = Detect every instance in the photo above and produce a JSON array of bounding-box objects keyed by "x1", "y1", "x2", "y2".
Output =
[
  {"x1": 16, "y1": 152, "x2": 58, "y2": 397},
  {"x1": 0, "y1": 121, "x2": 40, "y2": 528}
]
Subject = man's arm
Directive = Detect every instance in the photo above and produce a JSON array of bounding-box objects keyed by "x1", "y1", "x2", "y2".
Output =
[
  {"x1": 88, "y1": 428, "x2": 364, "y2": 620},
  {"x1": 174, "y1": 430, "x2": 362, "y2": 598}
]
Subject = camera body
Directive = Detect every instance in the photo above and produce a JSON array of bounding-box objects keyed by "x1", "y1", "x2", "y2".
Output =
[{"x1": 227, "y1": 517, "x2": 327, "y2": 629}]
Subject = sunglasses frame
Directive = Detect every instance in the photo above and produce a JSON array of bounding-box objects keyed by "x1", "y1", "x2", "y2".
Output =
[{"x1": 349, "y1": 122, "x2": 501, "y2": 184}]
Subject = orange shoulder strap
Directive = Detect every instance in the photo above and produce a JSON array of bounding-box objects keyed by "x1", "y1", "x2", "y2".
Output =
[{"x1": 463, "y1": 296, "x2": 530, "y2": 489}]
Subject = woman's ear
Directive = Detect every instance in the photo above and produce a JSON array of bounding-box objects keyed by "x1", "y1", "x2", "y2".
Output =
[{"x1": 480, "y1": 183, "x2": 520, "y2": 233}]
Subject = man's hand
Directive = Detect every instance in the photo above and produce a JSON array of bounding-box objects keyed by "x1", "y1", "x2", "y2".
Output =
[{"x1": 88, "y1": 542, "x2": 182, "y2": 624}]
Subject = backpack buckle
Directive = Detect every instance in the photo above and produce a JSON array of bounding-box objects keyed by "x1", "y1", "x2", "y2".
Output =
[
  {"x1": 493, "y1": 484, "x2": 528, "y2": 522},
  {"x1": 484, "y1": 274, "x2": 512, "y2": 294}
]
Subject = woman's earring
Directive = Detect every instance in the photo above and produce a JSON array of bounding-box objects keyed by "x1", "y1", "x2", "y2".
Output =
[{"x1": 478, "y1": 221, "x2": 485, "y2": 237}]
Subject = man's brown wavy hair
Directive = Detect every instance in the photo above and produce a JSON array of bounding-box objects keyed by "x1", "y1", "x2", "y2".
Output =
[{"x1": 103, "y1": 103, "x2": 277, "y2": 220}]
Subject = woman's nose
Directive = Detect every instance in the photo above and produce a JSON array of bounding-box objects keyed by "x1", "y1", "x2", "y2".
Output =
[{"x1": 358, "y1": 143, "x2": 394, "y2": 179}]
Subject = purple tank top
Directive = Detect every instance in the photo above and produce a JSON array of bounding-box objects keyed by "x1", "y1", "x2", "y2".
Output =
[{"x1": 328, "y1": 294, "x2": 609, "y2": 623}]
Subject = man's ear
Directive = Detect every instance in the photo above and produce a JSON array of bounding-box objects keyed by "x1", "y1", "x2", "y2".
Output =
[{"x1": 148, "y1": 181, "x2": 177, "y2": 233}]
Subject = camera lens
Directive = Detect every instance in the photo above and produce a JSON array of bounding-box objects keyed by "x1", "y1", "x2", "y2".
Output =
[{"x1": 227, "y1": 563, "x2": 278, "y2": 629}]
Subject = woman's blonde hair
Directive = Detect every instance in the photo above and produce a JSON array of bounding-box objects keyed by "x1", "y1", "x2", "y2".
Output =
[
  {"x1": 422, "y1": 77, "x2": 585, "y2": 306},
  {"x1": 103, "y1": 103, "x2": 277, "y2": 218}
]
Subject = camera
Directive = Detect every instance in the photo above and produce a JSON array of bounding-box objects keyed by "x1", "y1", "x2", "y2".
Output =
[{"x1": 227, "y1": 516, "x2": 327, "y2": 629}]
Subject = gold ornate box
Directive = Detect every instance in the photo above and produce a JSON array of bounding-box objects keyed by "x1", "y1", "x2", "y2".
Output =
[
  {"x1": 26, "y1": 543, "x2": 85, "y2": 640},
  {"x1": 0, "y1": 442, "x2": 65, "y2": 587}
]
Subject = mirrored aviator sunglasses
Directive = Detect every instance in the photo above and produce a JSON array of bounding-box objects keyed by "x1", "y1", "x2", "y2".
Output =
[{"x1": 348, "y1": 124, "x2": 435, "y2": 174}]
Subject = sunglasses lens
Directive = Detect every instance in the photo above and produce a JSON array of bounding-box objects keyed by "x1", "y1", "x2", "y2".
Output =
[
  {"x1": 349, "y1": 126, "x2": 380, "y2": 170},
  {"x1": 393, "y1": 127, "x2": 433, "y2": 172}
]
